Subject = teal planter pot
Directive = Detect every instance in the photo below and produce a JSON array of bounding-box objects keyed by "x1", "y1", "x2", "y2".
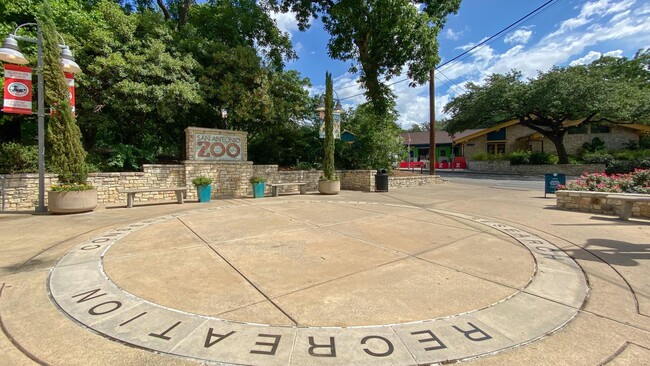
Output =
[
  {"x1": 197, "y1": 185, "x2": 212, "y2": 203},
  {"x1": 252, "y1": 182, "x2": 265, "y2": 198}
]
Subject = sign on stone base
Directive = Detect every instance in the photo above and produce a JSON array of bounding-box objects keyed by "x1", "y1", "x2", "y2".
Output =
[{"x1": 185, "y1": 127, "x2": 247, "y2": 161}]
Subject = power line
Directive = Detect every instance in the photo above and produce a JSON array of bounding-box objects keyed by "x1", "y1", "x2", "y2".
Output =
[
  {"x1": 338, "y1": 0, "x2": 560, "y2": 101},
  {"x1": 436, "y1": 69, "x2": 468, "y2": 95}
]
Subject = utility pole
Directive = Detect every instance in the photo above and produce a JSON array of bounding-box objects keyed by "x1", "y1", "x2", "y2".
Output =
[{"x1": 428, "y1": 68, "x2": 436, "y2": 176}]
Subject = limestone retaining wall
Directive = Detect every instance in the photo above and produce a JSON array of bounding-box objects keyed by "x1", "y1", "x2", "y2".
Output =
[
  {"x1": 556, "y1": 190, "x2": 650, "y2": 219},
  {"x1": 467, "y1": 161, "x2": 606, "y2": 176},
  {"x1": 1, "y1": 165, "x2": 446, "y2": 211}
]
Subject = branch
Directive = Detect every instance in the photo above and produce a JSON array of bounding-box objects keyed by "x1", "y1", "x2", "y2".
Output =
[
  {"x1": 157, "y1": 0, "x2": 171, "y2": 21},
  {"x1": 178, "y1": 0, "x2": 192, "y2": 29}
]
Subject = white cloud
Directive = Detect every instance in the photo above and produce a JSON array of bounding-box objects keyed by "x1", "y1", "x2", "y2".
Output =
[
  {"x1": 604, "y1": 49, "x2": 624, "y2": 57},
  {"x1": 445, "y1": 28, "x2": 463, "y2": 40},
  {"x1": 504, "y1": 29, "x2": 533, "y2": 44},
  {"x1": 569, "y1": 50, "x2": 602, "y2": 66},
  {"x1": 317, "y1": 0, "x2": 650, "y2": 128},
  {"x1": 270, "y1": 11, "x2": 299, "y2": 38},
  {"x1": 456, "y1": 37, "x2": 489, "y2": 51}
]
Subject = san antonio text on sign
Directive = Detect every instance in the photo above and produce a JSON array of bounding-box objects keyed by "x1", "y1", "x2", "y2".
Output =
[{"x1": 195, "y1": 133, "x2": 242, "y2": 160}]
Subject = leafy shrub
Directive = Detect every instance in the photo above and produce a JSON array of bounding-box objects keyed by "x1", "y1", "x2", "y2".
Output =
[
  {"x1": 508, "y1": 150, "x2": 530, "y2": 165},
  {"x1": 530, "y1": 151, "x2": 555, "y2": 165},
  {"x1": 249, "y1": 176, "x2": 266, "y2": 184},
  {"x1": 296, "y1": 161, "x2": 315, "y2": 170},
  {"x1": 505, "y1": 150, "x2": 555, "y2": 165},
  {"x1": 191, "y1": 176, "x2": 212, "y2": 187},
  {"x1": 471, "y1": 153, "x2": 508, "y2": 161},
  {"x1": 582, "y1": 151, "x2": 614, "y2": 165},
  {"x1": 606, "y1": 160, "x2": 639, "y2": 175},
  {"x1": 612, "y1": 149, "x2": 650, "y2": 161},
  {"x1": 582, "y1": 137, "x2": 606, "y2": 153},
  {"x1": 0, "y1": 142, "x2": 38, "y2": 173},
  {"x1": 558, "y1": 169, "x2": 649, "y2": 194},
  {"x1": 50, "y1": 183, "x2": 94, "y2": 192}
]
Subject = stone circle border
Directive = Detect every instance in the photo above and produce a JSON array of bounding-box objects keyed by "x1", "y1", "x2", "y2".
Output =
[{"x1": 48, "y1": 201, "x2": 588, "y2": 365}]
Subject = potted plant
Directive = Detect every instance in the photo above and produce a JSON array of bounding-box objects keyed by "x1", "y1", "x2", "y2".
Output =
[
  {"x1": 318, "y1": 72, "x2": 340, "y2": 195},
  {"x1": 40, "y1": 5, "x2": 96, "y2": 214},
  {"x1": 192, "y1": 176, "x2": 213, "y2": 203},
  {"x1": 249, "y1": 176, "x2": 267, "y2": 198}
]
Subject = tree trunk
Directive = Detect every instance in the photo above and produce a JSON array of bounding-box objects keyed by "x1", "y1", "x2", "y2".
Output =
[
  {"x1": 157, "y1": 0, "x2": 171, "y2": 21},
  {"x1": 178, "y1": 0, "x2": 192, "y2": 29},
  {"x1": 547, "y1": 134, "x2": 569, "y2": 164}
]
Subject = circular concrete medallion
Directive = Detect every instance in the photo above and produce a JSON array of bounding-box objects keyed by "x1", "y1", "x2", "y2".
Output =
[{"x1": 49, "y1": 201, "x2": 588, "y2": 365}]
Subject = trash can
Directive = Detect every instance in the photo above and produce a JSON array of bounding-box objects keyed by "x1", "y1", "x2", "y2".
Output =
[{"x1": 375, "y1": 169, "x2": 388, "y2": 192}]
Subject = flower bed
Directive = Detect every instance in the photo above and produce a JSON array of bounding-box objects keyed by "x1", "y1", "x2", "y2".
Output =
[
  {"x1": 557, "y1": 169, "x2": 649, "y2": 194},
  {"x1": 556, "y1": 169, "x2": 650, "y2": 219}
]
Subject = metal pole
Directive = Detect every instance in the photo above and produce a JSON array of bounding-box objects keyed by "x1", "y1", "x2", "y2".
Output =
[
  {"x1": 36, "y1": 25, "x2": 46, "y2": 213},
  {"x1": 1, "y1": 175, "x2": 5, "y2": 212},
  {"x1": 428, "y1": 68, "x2": 436, "y2": 176}
]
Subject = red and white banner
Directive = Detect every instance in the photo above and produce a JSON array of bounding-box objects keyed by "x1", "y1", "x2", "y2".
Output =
[
  {"x1": 3, "y1": 64, "x2": 33, "y2": 115},
  {"x1": 65, "y1": 72, "x2": 75, "y2": 116}
]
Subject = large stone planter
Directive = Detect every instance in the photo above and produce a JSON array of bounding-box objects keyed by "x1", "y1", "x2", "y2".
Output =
[
  {"x1": 48, "y1": 189, "x2": 98, "y2": 214},
  {"x1": 318, "y1": 180, "x2": 340, "y2": 195}
]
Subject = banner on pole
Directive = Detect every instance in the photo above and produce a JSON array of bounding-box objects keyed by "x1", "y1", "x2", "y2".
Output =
[
  {"x1": 3, "y1": 64, "x2": 33, "y2": 115},
  {"x1": 65, "y1": 72, "x2": 75, "y2": 116},
  {"x1": 319, "y1": 111, "x2": 341, "y2": 139}
]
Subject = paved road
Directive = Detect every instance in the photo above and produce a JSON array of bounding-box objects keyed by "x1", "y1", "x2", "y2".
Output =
[{"x1": 434, "y1": 171, "x2": 577, "y2": 192}]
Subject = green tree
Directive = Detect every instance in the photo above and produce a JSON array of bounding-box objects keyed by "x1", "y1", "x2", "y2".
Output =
[
  {"x1": 40, "y1": 3, "x2": 88, "y2": 183},
  {"x1": 269, "y1": 0, "x2": 461, "y2": 113},
  {"x1": 322, "y1": 71, "x2": 335, "y2": 180},
  {"x1": 337, "y1": 103, "x2": 403, "y2": 170},
  {"x1": 444, "y1": 51, "x2": 650, "y2": 164}
]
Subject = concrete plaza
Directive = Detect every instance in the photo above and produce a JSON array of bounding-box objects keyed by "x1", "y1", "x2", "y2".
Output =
[{"x1": 0, "y1": 179, "x2": 648, "y2": 365}]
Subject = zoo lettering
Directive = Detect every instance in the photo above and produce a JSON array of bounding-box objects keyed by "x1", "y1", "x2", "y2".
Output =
[{"x1": 196, "y1": 134, "x2": 241, "y2": 159}]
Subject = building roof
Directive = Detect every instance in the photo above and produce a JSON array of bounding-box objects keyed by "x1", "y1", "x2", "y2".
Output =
[
  {"x1": 399, "y1": 129, "x2": 482, "y2": 146},
  {"x1": 452, "y1": 119, "x2": 650, "y2": 144}
]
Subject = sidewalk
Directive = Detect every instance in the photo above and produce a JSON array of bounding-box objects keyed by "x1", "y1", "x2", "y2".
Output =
[{"x1": 1, "y1": 181, "x2": 648, "y2": 365}]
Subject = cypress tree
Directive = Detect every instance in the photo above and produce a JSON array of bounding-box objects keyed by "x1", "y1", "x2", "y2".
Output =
[
  {"x1": 39, "y1": 4, "x2": 87, "y2": 184},
  {"x1": 322, "y1": 72, "x2": 335, "y2": 180}
]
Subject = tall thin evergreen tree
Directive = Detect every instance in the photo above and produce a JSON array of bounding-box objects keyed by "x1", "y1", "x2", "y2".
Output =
[
  {"x1": 322, "y1": 72, "x2": 336, "y2": 181},
  {"x1": 40, "y1": 3, "x2": 88, "y2": 184}
]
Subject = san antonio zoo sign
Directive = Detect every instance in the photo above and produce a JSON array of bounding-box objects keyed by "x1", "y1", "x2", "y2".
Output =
[{"x1": 185, "y1": 127, "x2": 247, "y2": 162}]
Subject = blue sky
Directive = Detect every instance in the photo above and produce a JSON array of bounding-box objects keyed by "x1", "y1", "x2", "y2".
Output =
[{"x1": 271, "y1": 0, "x2": 650, "y2": 128}]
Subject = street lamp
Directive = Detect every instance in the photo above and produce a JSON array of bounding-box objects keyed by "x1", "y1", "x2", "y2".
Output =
[
  {"x1": 0, "y1": 23, "x2": 81, "y2": 212},
  {"x1": 315, "y1": 92, "x2": 343, "y2": 140}
]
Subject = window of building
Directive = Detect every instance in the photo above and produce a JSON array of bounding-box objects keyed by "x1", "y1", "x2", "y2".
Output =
[
  {"x1": 591, "y1": 124, "x2": 611, "y2": 133},
  {"x1": 487, "y1": 128, "x2": 506, "y2": 141},
  {"x1": 487, "y1": 143, "x2": 506, "y2": 155},
  {"x1": 568, "y1": 125, "x2": 588, "y2": 134},
  {"x1": 440, "y1": 150, "x2": 446, "y2": 157}
]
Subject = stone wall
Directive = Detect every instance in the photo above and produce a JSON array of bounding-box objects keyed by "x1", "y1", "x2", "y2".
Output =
[
  {"x1": 0, "y1": 165, "x2": 446, "y2": 211},
  {"x1": 467, "y1": 161, "x2": 606, "y2": 176},
  {"x1": 340, "y1": 170, "x2": 375, "y2": 192},
  {"x1": 0, "y1": 164, "x2": 184, "y2": 211},
  {"x1": 184, "y1": 161, "x2": 253, "y2": 199},
  {"x1": 389, "y1": 175, "x2": 444, "y2": 189},
  {"x1": 556, "y1": 190, "x2": 650, "y2": 219}
]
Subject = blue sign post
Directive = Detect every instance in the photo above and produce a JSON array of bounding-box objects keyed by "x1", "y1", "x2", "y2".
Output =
[{"x1": 544, "y1": 173, "x2": 566, "y2": 197}]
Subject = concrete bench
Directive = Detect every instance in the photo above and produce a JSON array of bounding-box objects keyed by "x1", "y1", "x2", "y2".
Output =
[
  {"x1": 607, "y1": 194, "x2": 650, "y2": 220},
  {"x1": 118, "y1": 187, "x2": 188, "y2": 208},
  {"x1": 267, "y1": 182, "x2": 307, "y2": 197}
]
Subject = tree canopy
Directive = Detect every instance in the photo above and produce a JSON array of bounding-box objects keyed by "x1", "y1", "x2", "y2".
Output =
[
  {"x1": 268, "y1": 0, "x2": 461, "y2": 113},
  {"x1": 1, "y1": 0, "x2": 310, "y2": 170},
  {"x1": 443, "y1": 50, "x2": 650, "y2": 163}
]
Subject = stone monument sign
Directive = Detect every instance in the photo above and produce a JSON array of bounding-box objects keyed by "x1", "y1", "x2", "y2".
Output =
[{"x1": 185, "y1": 127, "x2": 247, "y2": 161}]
